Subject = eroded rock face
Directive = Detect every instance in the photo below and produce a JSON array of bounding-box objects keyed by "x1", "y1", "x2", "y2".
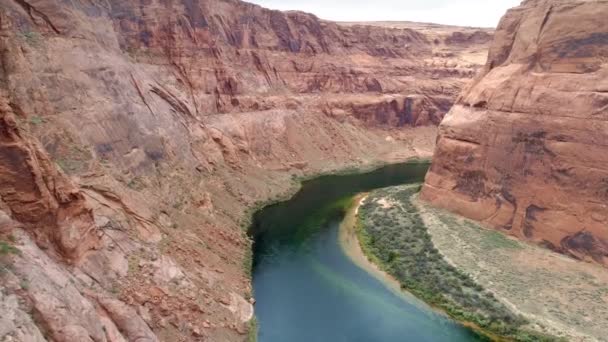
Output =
[
  {"x1": 422, "y1": 0, "x2": 608, "y2": 264},
  {"x1": 0, "y1": 0, "x2": 491, "y2": 340},
  {"x1": 0, "y1": 95, "x2": 100, "y2": 261}
]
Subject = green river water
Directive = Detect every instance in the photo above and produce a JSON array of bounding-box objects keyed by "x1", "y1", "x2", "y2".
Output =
[{"x1": 250, "y1": 162, "x2": 482, "y2": 342}]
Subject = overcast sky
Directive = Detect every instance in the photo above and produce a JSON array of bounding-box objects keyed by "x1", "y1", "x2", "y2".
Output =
[{"x1": 245, "y1": 0, "x2": 522, "y2": 28}]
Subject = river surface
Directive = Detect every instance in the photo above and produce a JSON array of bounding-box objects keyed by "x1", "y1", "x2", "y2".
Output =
[{"x1": 250, "y1": 162, "x2": 481, "y2": 342}]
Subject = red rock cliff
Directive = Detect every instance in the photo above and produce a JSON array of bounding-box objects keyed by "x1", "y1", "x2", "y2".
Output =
[
  {"x1": 0, "y1": 0, "x2": 491, "y2": 340},
  {"x1": 422, "y1": 0, "x2": 608, "y2": 264}
]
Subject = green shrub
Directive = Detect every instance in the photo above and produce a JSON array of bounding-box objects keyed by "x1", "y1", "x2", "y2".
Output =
[
  {"x1": 356, "y1": 186, "x2": 556, "y2": 341},
  {"x1": 247, "y1": 317, "x2": 258, "y2": 342},
  {"x1": 29, "y1": 116, "x2": 45, "y2": 125},
  {"x1": 22, "y1": 31, "x2": 41, "y2": 45},
  {"x1": 0, "y1": 241, "x2": 20, "y2": 256}
]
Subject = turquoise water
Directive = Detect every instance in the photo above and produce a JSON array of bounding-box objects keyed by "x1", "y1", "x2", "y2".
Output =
[{"x1": 250, "y1": 162, "x2": 481, "y2": 342}]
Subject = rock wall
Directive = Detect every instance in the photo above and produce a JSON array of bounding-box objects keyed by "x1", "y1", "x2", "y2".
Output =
[
  {"x1": 422, "y1": 0, "x2": 608, "y2": 264},
  {"x1": 0, "y1": 0, "x2": 491, "y2": 340}
]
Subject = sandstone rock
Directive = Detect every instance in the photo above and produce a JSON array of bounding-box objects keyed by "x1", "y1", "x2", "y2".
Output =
[
  {"x1": 221, "y1": 292, "x2": 254, "y2": 323},
  {"x1": 422, "y1": 0, "x2": 608, "y2": 264},
  {"x1": 98, "y1": 315, "x2": 129, "y2": 342},
  {"x1": 0, "y1": 0, "x2": 493, "y2": 340},
  {"x1": 0, "y1": 210, "x2": 20, "y2": 234},
  {"x1": 0, "y1": 291, "x2": 46, "y2": 342},
  {"x1": 0, "y1": 97, "x2": 100, "y2": 261},
  {"x1": 152, "y1": 256, "x2": 186, "y2": 285},
  {"x1": 9, "y1": 230, "x2": 107, "y2": 342},
  {"x1": 96, "y1": 295, "x2": 158, "y2": 342}
]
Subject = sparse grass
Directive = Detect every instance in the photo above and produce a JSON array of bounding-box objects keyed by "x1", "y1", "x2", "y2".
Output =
[
  {"x1": 0, "y1": 241, "x2": 20, "y2": 256},
  {"x1": 420, "y1": 200, "x2": 608, "y2": 340},
  {"x1": 243, "y1": 248, "x2": 254, "y2": 279},
  {"x1": 56, "y1": 158, "x2": 83, "y2": 173},
  {"x1": 247, "y1": 316, "x2": 258, "y2": 342},
  {"x1": 127, "y1": 177, "x2": 146, "y2": 191},
  {"x1": 356, "y1": 186, "x2": 559, "y2": 342},
  {"x1": 0, "y1": 240, "x2": 20, "y2": 277},
  {"x1": 110, "y1": 284, "x2": 120, "y2": 294},
  {"x1": 127, "y1": 255, "x2": 139, "y2": 275},
  {"x1": 29, "y1": 115, "x2": 45, "y2": 126},
  {"x1": 55, "y1": 144, "x2": 93, "y2": 174},
  {"x1": 172, "y1": 200, "x2": 184, "y2": 210},
  {"x1": 22, "y1": 31, "x2": 41, "y2": 46},
  {"x1": 480, "y1": 230, "x2": 523, "y2": 250}
]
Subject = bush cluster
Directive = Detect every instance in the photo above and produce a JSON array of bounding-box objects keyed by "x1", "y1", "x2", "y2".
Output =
[{"x1": 357, "y1": 187, "x2": 559, "y2": 342}]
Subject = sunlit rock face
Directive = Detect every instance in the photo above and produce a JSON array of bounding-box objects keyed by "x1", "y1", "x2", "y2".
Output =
[{"x1": 422, "y1": 0, "x2": 608, "y2": 264}]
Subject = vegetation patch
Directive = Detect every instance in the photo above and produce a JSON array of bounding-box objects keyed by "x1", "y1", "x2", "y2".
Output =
[
  {"x1": 356, "y1": 185, "x2": 559, "y2": 341},
  {"x1": 243, "y1": 247, "x2": 253, "y2": 279},
  {"x1": 54, "y1": 144, "x2": 93, "y2": 174},
  {"x1": 127, "y1": 176, "x2": 146, "y2": 191},
  {"x1": 0, "y1": 241, "x2": 20, "y2": 256},
  {"x1": 247, "y1": 316, "x2": 258, "y2": 342},
  {"x1": 29, "y1": 115, "x2": 46, "y2": 126},
  {"x1": 21, "y1": 31, "x2": 42, "y2": 46},
  {"x1": 0, "y1": 240, "x2": 20, "y2": 276},
  {"x1": 421, "y1": 202, "x2": 608, "y2": 340}
]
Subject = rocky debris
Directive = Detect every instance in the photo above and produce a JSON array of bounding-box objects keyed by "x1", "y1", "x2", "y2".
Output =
[
  {"x1": 0, "y1": 229, "x2": 149, "y2": 342},
  {"x1": 151, "y1": 256, "x2": 187, "y2": 285},
  {"x1": 422, "y1": 0, "x2": 608, "y2": 265},
  {"x1": 220, "y1": 292, "x2": 253, "y2": 323}
]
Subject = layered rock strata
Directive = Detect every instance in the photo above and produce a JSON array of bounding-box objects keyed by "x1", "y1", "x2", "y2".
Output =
[{"x1": 422, "y1": 0, "x2": 608, "y2": 264}]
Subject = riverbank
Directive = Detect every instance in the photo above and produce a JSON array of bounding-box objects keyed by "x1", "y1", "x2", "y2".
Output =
[
  {"x1": 415, "y1": 196, "x2": 608, "y2": 342},
  {"x1": 339, "y1": 188, "x2": 500, "y2": 340},
  {"x1": 350, "y1": 185, "x2": 562, "y2": 341},
  {"x1": 339, "y1": 194, "x2": 406, "y2": 299},
  {"x1": 243, "y1": 158, "x2": 433, "y2": 340},
  {"x1": 251, "y1": 161, "x2": 489, "y2": 341},
  {"x1": 339, "y1": 193, "x2": 439, "y2": 313},
  {"x1": 242, "y1": 157, "x2": 432, "y2": 230}
]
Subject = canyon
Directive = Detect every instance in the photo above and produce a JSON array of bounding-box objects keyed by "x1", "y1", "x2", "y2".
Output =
[
  {"x1": 421, "y1": 0, "x2": 608, "y2": 265},
  {"x1": 0, "y1": 0, "x2": 492, "y2": 341}
]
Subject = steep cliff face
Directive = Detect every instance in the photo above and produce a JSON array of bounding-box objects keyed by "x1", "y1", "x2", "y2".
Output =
[
  {"x1": 422, "y1": 0, "x2": 608, "y2": 264},
  {"x1": 0, "y1": 0, "x2": 491, "y2": 340}
]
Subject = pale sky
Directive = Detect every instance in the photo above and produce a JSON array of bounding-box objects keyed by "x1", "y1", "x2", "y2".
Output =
[{"x1": 246, "y1": 0, "x2": 522, "y2": 28}]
